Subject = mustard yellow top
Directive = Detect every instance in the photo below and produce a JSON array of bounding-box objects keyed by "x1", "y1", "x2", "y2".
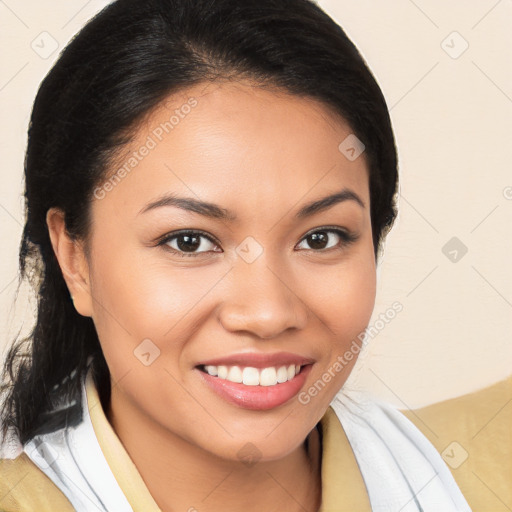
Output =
[
  {"x1": 1, "y1": 374, "x2": 511, "y2": 511},
  {"x1": 401, "y1": 375, "x2": 512, "y2": 511}
]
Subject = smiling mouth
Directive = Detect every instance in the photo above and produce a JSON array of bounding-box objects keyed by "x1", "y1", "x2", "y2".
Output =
[{"x1": 196, "y1": 363, "x2": 307, "y2": 387}]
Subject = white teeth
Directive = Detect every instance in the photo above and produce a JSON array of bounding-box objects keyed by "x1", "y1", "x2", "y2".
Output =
[
  {"x1": 276, "y1": 366, "x2": 288, "y2": 383},
  {"x1": 242, "y1": 367, "x2": 260, "y2": 386},
  {"x1": 260, "y1": 367, "x2": 277, "y2": 387},
  {"x1": 227, "y1": 365, "x2": 243, "y2": 383},
  {"x1": 217, "y1": 365, "x2": 228, "y2": 379},
  {"x1": 205, "y1": 365, "x2": 218, "y2": 376},
  {"x1": 202, "y1": 364, "x2": 302, "y2": 386}
]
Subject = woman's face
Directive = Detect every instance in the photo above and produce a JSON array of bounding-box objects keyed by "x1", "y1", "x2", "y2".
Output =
[{"x1": 80, "y1": 80, "x2": 376, "y2": 461}]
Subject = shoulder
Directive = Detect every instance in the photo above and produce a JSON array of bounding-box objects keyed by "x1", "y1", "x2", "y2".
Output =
[
  {"x1": 0, "y1": 452, "x2": 74, "y2": 512},
  {"x1": 400, "y1": 375, "x2": 512, "y2": 512}
]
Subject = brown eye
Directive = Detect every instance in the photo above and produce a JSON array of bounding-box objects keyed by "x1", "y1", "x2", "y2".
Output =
[
  {"x1": 296, "y1": 227, "x2": 359, "y2": 252},
  {"x1": 306, "y1": 231, "x2": 331, "y2": 250},
  {"x1": 159, "y1": 230, "x2": 220, "y2": 257}
]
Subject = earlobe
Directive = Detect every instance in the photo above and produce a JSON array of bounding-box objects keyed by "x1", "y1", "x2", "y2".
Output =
[{"x1": 46, "y1": 207, "x2": 93, "y2": 317}]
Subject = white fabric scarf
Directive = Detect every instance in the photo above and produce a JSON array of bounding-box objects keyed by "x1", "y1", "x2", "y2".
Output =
[{"x1": 23, "y1": 370, "x2": 472, "y2": 511}]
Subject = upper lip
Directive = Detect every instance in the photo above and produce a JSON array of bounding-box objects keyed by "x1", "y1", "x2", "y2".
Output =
[{"x1": 196, "y1": 351, "x2": 315, "y2": 369}]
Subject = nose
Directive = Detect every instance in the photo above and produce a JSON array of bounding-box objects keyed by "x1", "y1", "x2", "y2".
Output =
[{"x1": 218, "y1": 258, "x2": 309, "y2": 339}]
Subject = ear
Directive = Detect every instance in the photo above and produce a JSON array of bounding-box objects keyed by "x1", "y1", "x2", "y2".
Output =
[{"x1": 46, "y1": 207, "x2": 93, "y2": 317}]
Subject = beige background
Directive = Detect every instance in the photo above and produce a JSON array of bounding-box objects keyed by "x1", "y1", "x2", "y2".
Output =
[{"x1": 0, "y1": 1, "x2": 511, "y2": 409}]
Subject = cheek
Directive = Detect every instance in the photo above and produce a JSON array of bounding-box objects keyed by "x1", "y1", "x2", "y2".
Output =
[
  {"x1": 88, "y1": 257, "x2": 203, "y2": 412},
  {"x1": 89, "y1": 237, "x2": 206, "y2": 333},
  {"x1": 316, "y1": 248, "x2": 376, "y2": 338},
  {"x1": 307, "y1": 242, "x2": 376, "y2": 373},
  {"x1": 88, "y1": 243, "x2": 224, "y2": 379},
  {"x1": 337, "y1": 261, "x2": 376, "y2": 335},
  {"x1": 302, "y1": 256, "x2": 376, "y2": 407}
]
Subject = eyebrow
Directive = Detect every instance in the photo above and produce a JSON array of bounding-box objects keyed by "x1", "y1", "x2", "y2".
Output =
[{"x1": 138, "y1": 188, "x2": 365, "y2": 221}]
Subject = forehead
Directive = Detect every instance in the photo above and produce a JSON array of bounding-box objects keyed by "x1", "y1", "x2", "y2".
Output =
[{"x1": 96, "y1": 80, "x2": 370, "y2": 222}]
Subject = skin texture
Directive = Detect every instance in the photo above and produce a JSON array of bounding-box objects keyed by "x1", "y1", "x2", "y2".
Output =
[{"x1": 47, "y1": 80, "x2": 376, "y2": 512}]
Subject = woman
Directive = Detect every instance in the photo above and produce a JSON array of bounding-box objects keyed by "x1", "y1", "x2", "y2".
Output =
[{"x1": 0, "y1": 0, "x2": 472, "y2": 510}]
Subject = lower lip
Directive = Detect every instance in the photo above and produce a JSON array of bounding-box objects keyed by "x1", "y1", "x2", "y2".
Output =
[{"x1": 197, "y1": 364, "x2": 313, "y2": 411}]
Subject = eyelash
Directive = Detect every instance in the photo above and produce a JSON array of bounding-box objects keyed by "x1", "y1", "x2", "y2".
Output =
[{"x1": 156, "y1": 226, "x2": 360, "y2": 258}]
